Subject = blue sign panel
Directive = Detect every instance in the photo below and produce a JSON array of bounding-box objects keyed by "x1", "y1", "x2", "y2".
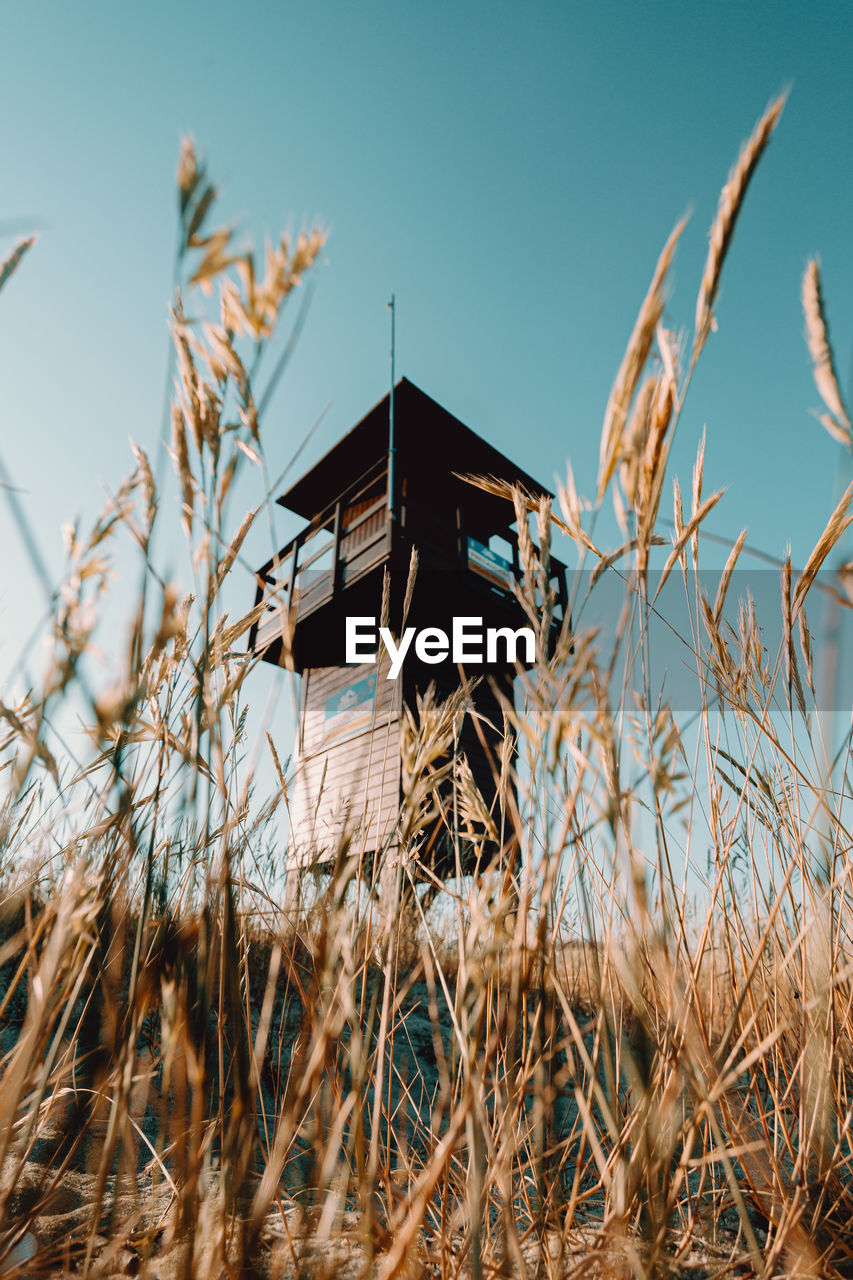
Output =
[
  {"x1": 322, "y1": 672, "x2": 377, "y2": 745},
  {"x1": 467, "y1": 537, "x2": 515, "y2": 591}
]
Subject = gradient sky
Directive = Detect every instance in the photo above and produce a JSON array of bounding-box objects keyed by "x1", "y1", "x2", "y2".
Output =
[{"x1": 1, "y1": 0, "x2": 852, "y2": 739}]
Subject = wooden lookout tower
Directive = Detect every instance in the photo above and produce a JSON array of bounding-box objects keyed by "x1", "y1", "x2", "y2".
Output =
[{"x1": 249, "y1": 379, "x2": 568, "y2": 881}]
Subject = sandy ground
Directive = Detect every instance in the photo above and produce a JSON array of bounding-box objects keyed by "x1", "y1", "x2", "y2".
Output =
[
  {"x1": 0, "y1": 977, "x2": 762, "y2": 1277},
  {"x1": 1, "y1": 1121, "x2": 753, "y2": 1280}
]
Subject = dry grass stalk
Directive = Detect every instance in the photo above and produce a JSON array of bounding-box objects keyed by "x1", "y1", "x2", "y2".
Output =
[
  {"x1": 713, "y1": 526, "x2": 747, "y2": 625},
  {"x1": 802, "y1": 258, "x2": 852, "y2": 447},
  {"x1": 0, "y1": 236, "x2": 35, "y2": 293},
  {"x1": 171, "y1": 403, "x2": 195, "y2": 538},
  {"x1": 781, "y1": 554, "x2": 807, "y2": 717},
  {"x1": 4, "y1": 108, "x2": 853, "y2": 1280},
  {"x1": 597, "y1": 218, "x2": 686, "y2": 502},
  {"x1": 635, "y1": 355, "x2": 677, "y2": 576},
  {"x1": 792, "y1": 479, "x2": 853, "y2": 617},
  {"x1": 655, "y1": 488, "x2": 725, "y2": 599},
  {"x1": 401, "y1": 544, "x2": 419, "y2": 629},
  {"x1": 694, "y1": 94, "x2": 786, "y2": 357},
  {"x1": 215, "y1": 505, "x2": 259, "y2": 590},
  {"x1": 618, "y1": 373, "x2": 657, "y2": 520},
  {"x1": 459, "y1": 471, "x2": 602, "y2": 555}
]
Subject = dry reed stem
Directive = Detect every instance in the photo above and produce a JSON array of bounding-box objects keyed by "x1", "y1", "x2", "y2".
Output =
[
  {"x1": 0, "y1": 236, "x2": 35, "y2": 293},
  {"x1": 5, "y1": 115, "x2": 853, "y2": 1280},
  {"x1": 694, "y1": 94, "x2": 786, "y2": 357},
  {"x1": 458, "y1": 471, "x2": 602, "y2": 555},
  {"x1": 781, "y1": 555, "x2": 807, "y2": 718},
  {"x1": 654, "y1": 488, "x2": 725, "y2": 600},
  {"x1": 171, "y1": 405, "x2": 196, "y2": 542},
  {"x1": 636, "y1": 355, "x2": 677, "y2": 575},
  {"x1": 713, "y1": 527, "x2": 747, "y2": 625},
  {"x1": 618, "y1": 373, "x2": 657, "y2": 518},
  {"x1": 802, "y1": 258, "x2": 852, "y2": 447},
  {"x1": 215, "y1": 505, "x2": 259, "y2": 590},
  {"x1": 792, "y1": 479, "x2": 853, "y2": 618},
  {"x1": 598, "y1": 218, "x2": 686, "y2": 502}
]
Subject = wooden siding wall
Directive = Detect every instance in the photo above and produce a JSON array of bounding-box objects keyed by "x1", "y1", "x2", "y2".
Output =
[
  {"x1": 288, "y1": 654, "x2": 402, "y2": 867},
  {"x1": 341, "y1": 491, "x2": 386, "y2": 554}
]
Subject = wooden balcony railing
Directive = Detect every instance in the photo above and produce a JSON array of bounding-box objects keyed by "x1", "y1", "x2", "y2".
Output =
[
  {"x1": 249, "y1": 456, "x2": 571, "y2": 660},
  {"x1": 249, "y1": 458, "x2": 391, "y2": 656}
]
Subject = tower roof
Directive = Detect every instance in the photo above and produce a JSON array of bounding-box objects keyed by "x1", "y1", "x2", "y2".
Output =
[{"x1": 276, "y1": 377, "x2": 552, "y2": 520}]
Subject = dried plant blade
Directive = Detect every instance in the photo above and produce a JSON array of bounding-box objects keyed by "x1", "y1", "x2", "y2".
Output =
[
  {"x1": 793, "y1": 480, "x2": 853, "y2": 618},
  {"x1": 694, "y1": 94, "x2": 786, "y2": 357},
  {"x1": 713, "y1": 528, "x2": 748, "y2": 624},
  {"x1": 177, "y1": 137, "x2": 200, "y2": 214},
  {"x1": 654, "y1": 489, "x2": 725, "y2": 601},
  {"x1": 215, "y1": 506, "x2": 260, "y2": 589},
  {"x1": 0, "y1": 237, "x2": 34, "y2": 294},
  {"x1": 802, "y1": 259, "x2": 852, "y2": 446},
  {"x1": 457, "y1": 471, "x2": 602, "y2": 555},
  {"x1": 781, "y1": 555, "x2": 807, "y2": 718},
  {"x1": 598, "y1": 218, "x2": 686, "y2": 501},
  {"x1": 818, "y1": 411, "x2": 853, "y2": 447},
  {"x1": 590, "y1": 535, "x2": 667, "y2": 589},
  {"x1": 401, "y1": 545, "x2": 419, "y2": 629}
]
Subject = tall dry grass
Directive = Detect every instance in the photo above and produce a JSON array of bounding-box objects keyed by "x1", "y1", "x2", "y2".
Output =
[{"x1": 0, "y1": 104, "x2": 852, "y2": 1280}]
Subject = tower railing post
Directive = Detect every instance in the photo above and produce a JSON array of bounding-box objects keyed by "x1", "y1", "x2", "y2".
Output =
[
  {"x1": 331, "y1": 499, "x2": 342, "y2": 596},
  {"x1": 387, "y1": 295, "x2": 396, "y2": 528},
  {"x1": 285, "y1": 536, "x2": 300, "y2": 615}
]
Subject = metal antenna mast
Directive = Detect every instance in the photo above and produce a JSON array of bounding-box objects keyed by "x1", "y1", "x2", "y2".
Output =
[{"x1": 388, "y1": 294, "x2": 396, "y2": 524}]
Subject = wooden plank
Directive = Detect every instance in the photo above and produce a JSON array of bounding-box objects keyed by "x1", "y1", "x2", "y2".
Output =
[
  {"x1": 299, "y1": 657, "x2": 398, "y2": 755},
  {"x1": 287, "y1": 653, "x2": 402, "y2": 868}
]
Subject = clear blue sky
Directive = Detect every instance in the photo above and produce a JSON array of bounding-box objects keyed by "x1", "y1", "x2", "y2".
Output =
[{"x1": 1, "y1": 0, "x2": 852, "y2": 715}]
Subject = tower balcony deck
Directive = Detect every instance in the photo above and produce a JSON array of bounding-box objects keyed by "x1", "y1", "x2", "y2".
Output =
[
  {"x1": 249, "y1": 451, "x2": 570, "y2": 671},
  {"x1": 249, "y1": 456, "x2": 392, "y2": 663}
]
